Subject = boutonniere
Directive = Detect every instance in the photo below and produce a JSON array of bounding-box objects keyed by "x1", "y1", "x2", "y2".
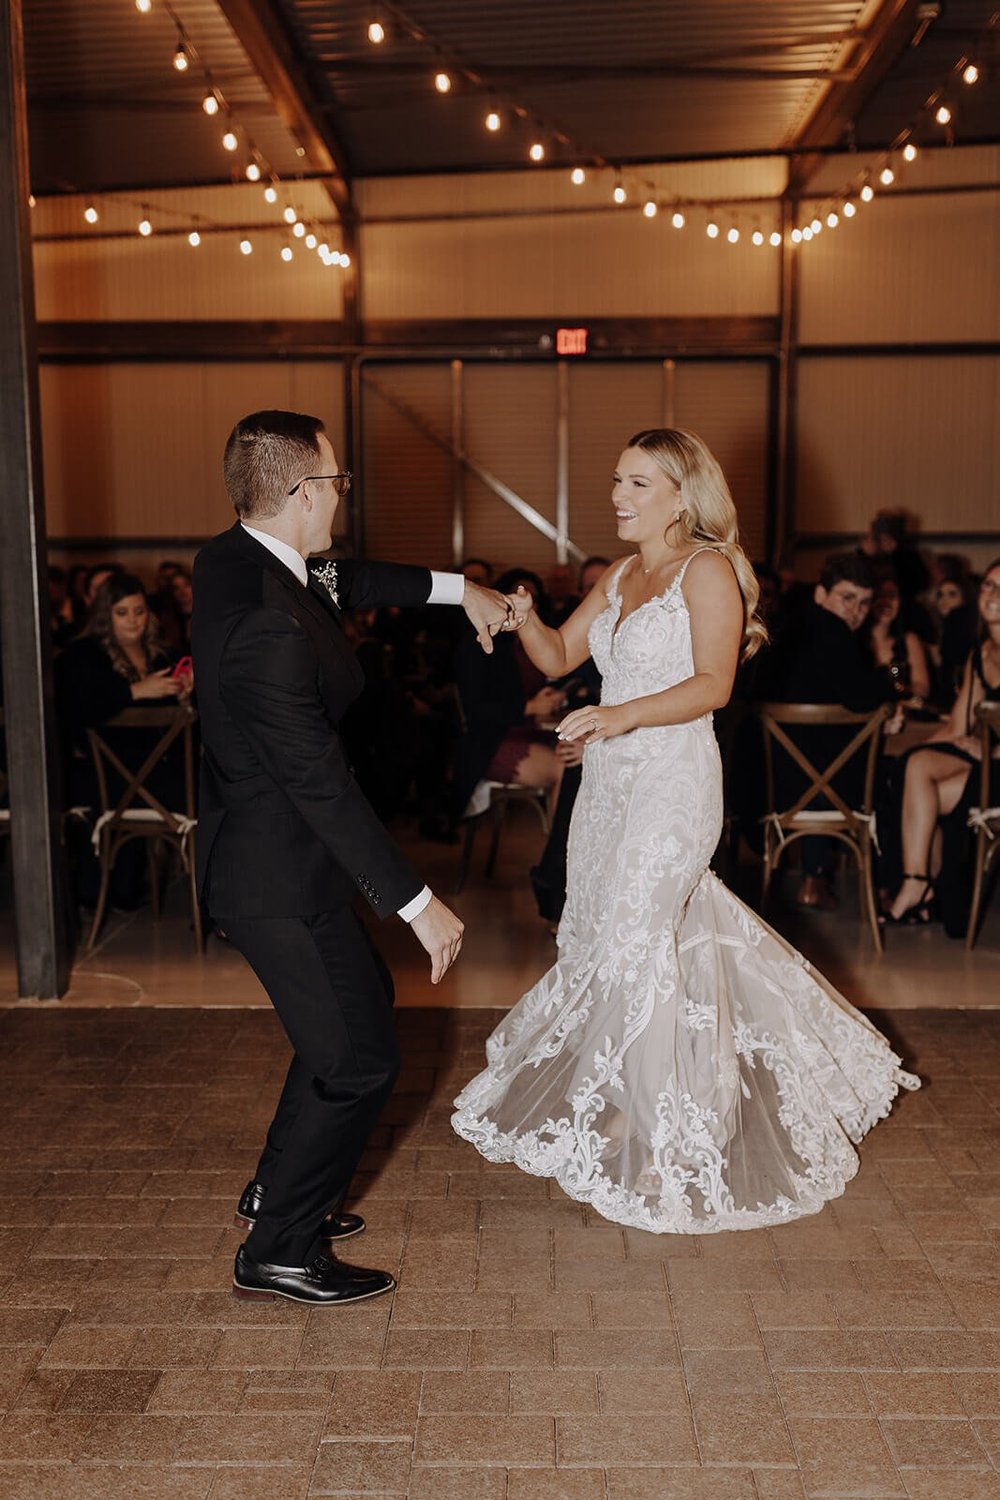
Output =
[{"x1": 311, "y1": 560, "x2": 340, "y2": 608}]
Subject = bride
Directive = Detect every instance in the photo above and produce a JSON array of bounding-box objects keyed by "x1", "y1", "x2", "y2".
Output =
[{"x1": 452, "y1": 428, "x2": 918, "y2": 1233}]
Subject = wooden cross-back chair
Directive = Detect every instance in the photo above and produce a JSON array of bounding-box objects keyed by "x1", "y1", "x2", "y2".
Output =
[
  {"x1": 453, "y1": 780, "x2": 551, "y2": 895},
  {"x1": 757, "y1": 702, "x2": 890, "y2": 953},
  {"x1": 85, "y1": 704, "x2": 202, "y2": 953},
  {"x1": 966, "y1": 700, "x2": 1000, "y2": 950}
]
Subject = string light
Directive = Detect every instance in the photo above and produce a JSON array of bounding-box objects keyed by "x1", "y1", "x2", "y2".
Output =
[
  {"x1": 222, "y1": 129, "x2": 238, "y2": 151},
  {"x1": 292, "y1": 220, "x2": 306, "y2": 237},
  {"x1": 935, "y1": 102, "x2": 952, "y2": 125},
  {"x1": 340, "y1": 252, "x2": 351, "y2": 268},
  {"x1": 281, "y1": 245, "x2": 293, "y2": 261},
  {"x1": 84, "y1": 204, "x2": 99, "y2": 224},
  {"x1": 727, "y1": 225, "x2": 739, "y2": 243},
  {"x1": 138, "y1": 216, "x2": 152, "y2": 236},
  {"x1": 202, "y1": 91, "x2": 219, "y2": 116},
  {"x1": 802, "y1": 225, "x2": 814, "y2": 241},
  {"x1": 264, "y1": 185, "x2": 278, "y2": 204},
  {"x1": 751, "y1": 228, "x2": 764, "y2": 246},
  {"x1": 860, "y1": 183, "x2": 874, "y2": 202},
  {"x1": 571, "y1": 167, "x2": 586, "y2": 185},
  {"x1": 367, "y1": 20, "x2": 385, "y2": 44},
  {"x1": 810, "y1": 216, "x2": 822, "y2": 234},
  {"x1": 962, "y1": 61, "x2": 979, "y2": 84},
  {"x1": 239, "y1": 238, "x2": 252, "y2": 255},
  {"x1": 903, "y1": 142, "x2": 918, "y2": 162},
  {"x1": 671, "y1": 210, "x2": 685, "y2": 229},
  {"x1": 769, "y1": 229, "x2": 782, "y2": 246},
  {"x1": 879, "y1": 165, "x2": 895, "y2": 186},
  {"x1": 27, "y1": 194, "x2": 35, "y2": 207},
  {"x1": 485, "y1": 110, "x2": 501, "y2": 132},
  {"x1": 643, "y1": 199, "x2": 657, "y2": 218},
  {"x1": 434, "y1": 71, "x2": 451, "y2": 94},
  {"x1": 305, "y1": 232, "x2": 317, "y2": 249},
  {"x1": 613, "y1": 183, "x2": 627, "y2": 204},
  {"x1": 791, "y1": 227, "x2": 803, "y2": 243},
  {"x1": 135, "y1": 0, "x2": 151, "y2": 11},
  {"x1": 172, "y1": 39, "x2": 189, "y2": 72},
  {"x1": 529, "y1": 142, "x2": 545, "y2": 162},
  {"x1": 706, "y1": 219, "x2": 719, "y2": 239},
  {"x1": 245, "y1": 161, "x2": 261, "y2": 182},
  {"x1": 188, "y1": 230, "x2": 200, "y2": 246},
  {"x1": 843, "y1": 200, "x2": 857, "y2": 218},
  {"x1": 827, "y1": 209, "x2": 839, "y2": 228},
  {"x1": 317, "y1": 242, "x2": 329, "y2": 259},
  {"x1": 283, "y1": 206, "x2": 297, "y2": 224}
]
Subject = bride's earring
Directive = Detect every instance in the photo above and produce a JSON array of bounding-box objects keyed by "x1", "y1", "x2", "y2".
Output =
[{"x1": 663, "y1": 509, "x2": 686, "y2": 543}]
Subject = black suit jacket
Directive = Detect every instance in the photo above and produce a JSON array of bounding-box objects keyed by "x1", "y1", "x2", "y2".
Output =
[{"x1": 191, "y1": 523, "x2": 434, "y2": 920}]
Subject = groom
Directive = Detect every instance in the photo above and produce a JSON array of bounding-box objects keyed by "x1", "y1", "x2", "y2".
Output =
[{"x1": 192, "y1": 409, "x2": 510, "y2": 1305}]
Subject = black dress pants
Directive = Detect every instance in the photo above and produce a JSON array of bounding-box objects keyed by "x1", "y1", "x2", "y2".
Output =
[{"x1": 224, "y1": 905, "x2": 399, "y2": 1266}]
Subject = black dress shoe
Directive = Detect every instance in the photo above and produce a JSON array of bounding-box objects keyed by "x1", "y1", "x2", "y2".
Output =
[
  {"x1": 233, "y1": 1180, "x2": 365, "y2": 1242},
  {"x1": 233, "y1": 1245, "x2": 394, "y2": 1306}
]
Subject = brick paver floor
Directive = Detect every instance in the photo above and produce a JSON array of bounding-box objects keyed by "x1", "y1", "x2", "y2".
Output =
[{"x1": 0, "y1": 1004, "x2": 998, "y2": 1498}]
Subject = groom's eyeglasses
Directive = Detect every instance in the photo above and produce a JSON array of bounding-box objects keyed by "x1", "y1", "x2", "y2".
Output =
[{"x1": 287, "y1": 472, "x2": 352, "y2": 498}]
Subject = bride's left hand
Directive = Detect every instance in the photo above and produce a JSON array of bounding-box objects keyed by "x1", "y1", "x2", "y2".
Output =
[{"x1": 556, "y1": 703, "x2": 630, "y2": 744}]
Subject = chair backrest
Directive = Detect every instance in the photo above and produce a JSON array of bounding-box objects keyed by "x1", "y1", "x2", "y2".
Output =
[
  {"x1": 757, "y1": 701, "x2": 890, "y2": 824},
  {"x1": 973, "y1": 701, "x2": 1000, "y2": 815},
  {"x1": 86, "y1": 704, "x2": 198, "y2": 830}
]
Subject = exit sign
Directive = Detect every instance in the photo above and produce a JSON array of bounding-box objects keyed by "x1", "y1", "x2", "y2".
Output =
[{"x1": 556, "y1": 327, "x2": 589, "y2": 355}]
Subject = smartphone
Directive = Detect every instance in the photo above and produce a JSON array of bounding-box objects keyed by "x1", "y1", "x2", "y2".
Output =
[{"x1": 171, "y1": 656, "x2": 193, "y2": 679}]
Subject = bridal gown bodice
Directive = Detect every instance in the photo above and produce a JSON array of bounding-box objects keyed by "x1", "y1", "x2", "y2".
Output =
[{"x1": 453, "y1": 556, "x2": 918, "y2": 1234}]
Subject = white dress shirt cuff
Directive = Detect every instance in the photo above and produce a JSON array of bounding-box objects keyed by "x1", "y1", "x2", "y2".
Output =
[
  {"x1": 428, "y1": 571, "x2": 466, "y2": 606},
  {"x1": 398, "y1": 885, "x2": 432, "y2": 923}
]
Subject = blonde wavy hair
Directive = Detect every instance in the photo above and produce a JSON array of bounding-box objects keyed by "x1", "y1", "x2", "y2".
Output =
[{"x1": 627, "y1": 428, "x2": 768, "y2": 660}]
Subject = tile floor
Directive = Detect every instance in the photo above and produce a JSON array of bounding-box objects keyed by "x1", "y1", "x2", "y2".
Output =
[{"x1": 1, "y1": 1002, "x2": 999, "y2": 1498}]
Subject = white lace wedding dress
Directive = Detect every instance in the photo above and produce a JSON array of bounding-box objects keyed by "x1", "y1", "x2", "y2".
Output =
[{"x1": 452, "y1": 553, "x2": 919, "y2": 1233}]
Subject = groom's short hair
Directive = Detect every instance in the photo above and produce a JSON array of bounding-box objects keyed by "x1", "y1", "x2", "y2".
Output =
[{"x1": 224, "y1": 410, "x2": 324, "y2": 519}]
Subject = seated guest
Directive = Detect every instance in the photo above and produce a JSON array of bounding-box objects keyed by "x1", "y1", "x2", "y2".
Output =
[
  {"x1": 451, "y1": 567, "x2": 564, "y2": 828},
  {"x1": 933, "y1": 569, "x2": 979, "y2": 707},
  {"x1": 57, "y1": 574, "x2": 191, "y2": 910},
  {"x1": 169, "y1": 567, "x2": 194, "y2": 651},
  {"x1": 461, "y1": 557, "x2": 493, "y2": 588},
  {"x1": 755, "y1": 552, "x2": 896, "y2": 909},
  {"x1": 865, "y1": 576, "x2": 931, "y2": 704},
  {"x1": 47, "y1": 565, "x2": 76, "y2": 652},
  {"x1": 884, "y1": 558, "x2": 1000, "y2": 926},
  {"x1": 544, "y1": 563, "x2": 580, "y2": 628},
  {"x1": 149, "y1": 559, "x2": 187, "y2": 648}
]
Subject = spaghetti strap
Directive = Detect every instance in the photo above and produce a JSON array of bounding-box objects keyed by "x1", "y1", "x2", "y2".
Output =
[{"x1": 675, "y1": 545, "x2": 721, "y2": 587}]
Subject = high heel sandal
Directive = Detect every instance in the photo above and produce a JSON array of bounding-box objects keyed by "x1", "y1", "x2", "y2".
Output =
[{"x1": 881, "y1": 873, "x2": 936, "y2": 927}]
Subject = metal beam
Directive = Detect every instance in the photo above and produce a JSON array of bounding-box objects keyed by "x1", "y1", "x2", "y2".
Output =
[
  {"x1": 0, "y1": 0, "x2": 72, "y2": 997},
  {"x1": 786, "y1": 0, "x2": 922, "y2": 196}
]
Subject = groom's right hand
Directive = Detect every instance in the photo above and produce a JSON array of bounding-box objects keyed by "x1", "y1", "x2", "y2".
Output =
[{"x1": 410, "y1": 896, "x2": 464, "y2": 984}]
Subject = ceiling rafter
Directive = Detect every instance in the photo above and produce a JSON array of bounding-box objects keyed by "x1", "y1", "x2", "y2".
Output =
[{"x1": 785, "y1": 0, "x2": 924, "y2": 195}]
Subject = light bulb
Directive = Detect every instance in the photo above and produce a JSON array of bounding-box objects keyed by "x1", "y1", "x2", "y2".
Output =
[
  {"x1": 791, "y1": 227, "x2": 803, "y2": 243},
  {"x1": 135, "y1": 0, "x2": 151, "y2": 11},
  {"x1": 643, "y1": 200, "x2": 657, "y2": 218},
  {"x1": 283, "y1": 206, "x2": 297, "y2": 224},
  {"x1": 188, "y1": 230, "x2": 200, "y2": 247},
  {"x1": 239, "y1": 238, "x2": 252, "y2": 255},
  {"x1": 173, "y1": 43, "x2": 189, "y2": 72},
  {"x1": 264, "y1": 185, "x2": 278, "y2": 204},
  {"x1": 293, "y1": 220, "x2": 305, "y2": 237},
  {"x1": 903, "y1": 142, "x2": 917, "y2": 162},
  {"x1": 305, "y1": 232, "x2": 317, "y2": 249},
  {"x1": 485, "y1": 110, "x2": 500, "y2": 132},
  {"x1": 613, "y1": 185, "x2": 626, "y2": 204},
  {"x1": 671, "y1": 210, "x2": 685, "y2": 229},
  {"x1": 84, "y1": 204, "x2": 99, "y2": 224},
  {"x1": 706, "y1": 220, "x2": 719, "y2": 238},
  {"x1": 222, "y1": 130, "x2": 238, "y2": 152},
  {"x1": 879, "y1": 166, "x2": 894, "y2": 186},
  {"x1": 935, "y1": 103, "x2": 951, "y2": 125},
  {"x1": 138, "y1": 217, "x2": 152, "y2": 236},
  {"x1": 27, "y1": 194, "x2": 35, "y2": 207},
  {"x1": 340, "y1": 252, "x2": 351, "y2": 268},
  {"x1": 529, "y1": 142, "x2": 545, "y2": 162},
  {"x1": 803, "y1": 225, "x2": 815, "y2": 241},
  {"x1": 727, "y1": 225, "x2": 739, "y2": 243},
  {"x1": 317, "y1": 242, "x2": 329, "y2": 258},
  {"x1": 860, "y1": 183, "x2": 874, "y2": 202},
  {"x1": 769, "y1": 230, "x2": 782, "y2": 246},
  {"x1": 810, "y1": 216, "x2": 822, "y2": 233},
  {"x1": 281, "y1": 246, "x2": 293, "y2": 262},
  {"x1": 843, "y1": 200, "x2": 857, "y2": 217},
  {"x1": 367, "y1": 20, "x2": 385, "y2": 44},
  {"x1": 827, "y1": 210, "x2": 839, "y2": 228},
  {"x1": 434, "y1": 71, "x2": 451, "y2": 94},
  {"x1": 752, "y1": 228, "x2": 764, "y2": 246},
  {"x1": 202, "y1": 92, "x2": 219, "y2": 116},
  {"x1": 245, "y1": 162, "x2": 261, "y2": 182},
  {"x1": 962, "y1": 62, "x2": 979, "y2": 85},
  {"x1": 571, "y1": 167, "x2": 585, "y2": 185}
]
